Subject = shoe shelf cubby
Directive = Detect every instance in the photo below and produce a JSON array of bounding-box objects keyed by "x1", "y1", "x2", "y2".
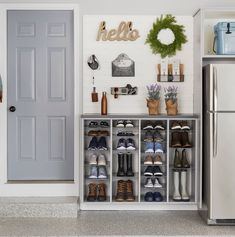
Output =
[{"x1": 80, "y1": 115, "x2": 199, "y2": 210}]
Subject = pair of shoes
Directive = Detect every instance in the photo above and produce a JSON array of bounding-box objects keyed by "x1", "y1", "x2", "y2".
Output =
[
  {"x1": 117, "y1": 138, "x2": 136, "y2": 150},
  {"x1": 89, "y1": 154, "x2": 106, "y2": 166},
  {"x1": 143, "y1": 121, "x2": 165, "y2": 130},
  {"x1": 144, "y1": 155, "x2": 162, "y2": 165},
  {"x1": 144, "y1": 166, "x2": 163, "y2": 176},
  {"x1": 117, "y1": 130, "x2": 134, "y2": 136},
  {"x1": 144, "y1": 192, "x2": 163, "y2": 202},
  {"x1": 144, "y1": 130, "x2": 163, "y2": 142},
  {"x1": 173, "y1": 170, "x2": 190, "y2": 201},
  {"x1": 116, "y1": 120, "x2": 134, "y2": 128},
  {"x1": 117, "y1": 152, "x2": 134, "y2": 177},
  {"x1": 88, "y1": 130, "x2": 109, "y2": 136},
  {"x1": 89, "y1": 165, "x2": 107, "y2": 179},
  {"x1": 88, "y1": 136, "x2": 108, "y2": 150},
  {"x1": 171, "y1": 132, "x2": 192, "y2": 148},
  {"x1": 87, "y1": 183, "x2": 106, "y2": 201},
  {"x1": 174, "y1": 149, "x2": 190, "y2": 168},
  {"x1": 171, "y1": 121, "x2": 190, "y2": 130},
  {"x1": 144, "y1": 178, "x2": 162, "y2": 188},
  {"x1": 115, "y1": 180, "x2": 135, "y2": 202},
  {"x1": 145, "y1": 142, "x2": 163, "y2": 153},
  {"x1": 89, "y1": 121, "x2": 109, "y2": 128}
]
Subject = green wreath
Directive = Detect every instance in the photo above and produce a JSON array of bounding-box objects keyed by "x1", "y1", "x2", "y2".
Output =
[{"x1": 146, "y1": 15, "x2": 187, "y2": 58}]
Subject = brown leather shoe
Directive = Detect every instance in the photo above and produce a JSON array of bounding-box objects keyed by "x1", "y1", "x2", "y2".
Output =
[
  {"x1": 97, "y1": 183, "x2": 107, "y2": 201},
  {"x1": 171, "y1": 132, "x2": 182, "y2": 147},
  {"x1": 126, "y1": 180, "x2": 135, "y2": 202},
  {"x1": 115, "y1": 180, "x2": 126, "y2": 202},
  {"x1": 181, "y1": 132, "x2": 192, "y2": 148},
  {"x1": 88, "y1": 130, "x2": 99, "y2": 136},
  {"x1": 87, "y1": 183, "x2": 97, "y2": 201},
  {"x1": 99, "y1": 130, "x2": 110, "y2": 136}
]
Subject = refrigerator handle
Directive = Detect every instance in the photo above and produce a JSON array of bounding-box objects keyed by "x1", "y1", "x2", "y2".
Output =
[
  {"x1": 213, "y1": 112, "x2": 218, "y2": 157},
  {"x1": 213, "y1": 66, "x2": 218, "y2": 111}
]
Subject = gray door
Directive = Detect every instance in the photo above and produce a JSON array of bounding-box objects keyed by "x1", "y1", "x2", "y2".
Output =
[{"x1": 7, "y1": 10, "x2": 74, "y2": 180}]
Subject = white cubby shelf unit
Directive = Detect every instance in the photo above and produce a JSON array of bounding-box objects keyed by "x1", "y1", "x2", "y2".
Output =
[{"x1": 80, "y1": 114, "x2": 199, "y2": 210}]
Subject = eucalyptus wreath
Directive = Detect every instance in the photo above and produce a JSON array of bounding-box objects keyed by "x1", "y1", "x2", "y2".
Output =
[{"x1": 146, "y1": 14, "x2": 187, "y2": 58}]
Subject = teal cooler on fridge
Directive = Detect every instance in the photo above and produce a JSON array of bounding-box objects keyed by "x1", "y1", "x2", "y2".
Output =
[{"x1": 214, "y1": 22, "x2": 235, "y2": 54}]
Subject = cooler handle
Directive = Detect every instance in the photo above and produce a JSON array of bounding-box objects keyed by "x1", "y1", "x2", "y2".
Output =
[{"x1": 213, "y1": 36, "x2": 217, "y2": 53}]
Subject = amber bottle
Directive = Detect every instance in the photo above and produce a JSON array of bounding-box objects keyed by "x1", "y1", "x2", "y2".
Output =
[{"x1": 101, "y1": 92, "x2": 107, "y2": 115}]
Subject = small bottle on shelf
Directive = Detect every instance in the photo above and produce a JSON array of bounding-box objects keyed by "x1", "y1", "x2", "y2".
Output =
[{"x1": 101, "y1": 92, "x2": 107, "y2": 115}]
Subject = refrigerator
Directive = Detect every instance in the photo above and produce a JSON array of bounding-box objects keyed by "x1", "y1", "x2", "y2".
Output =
[{"x1": 202, "y1": 64, "x2": 235, "y2": 224}]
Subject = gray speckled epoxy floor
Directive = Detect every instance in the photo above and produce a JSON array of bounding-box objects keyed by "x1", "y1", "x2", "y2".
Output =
[{"x1": 0, "y1": 211, "x2": 235, "y2": 236}]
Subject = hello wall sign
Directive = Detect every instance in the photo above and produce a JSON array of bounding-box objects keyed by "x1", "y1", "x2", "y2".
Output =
[{"x1": 96, "y1": 21, "x2": 140, "y2": 41}]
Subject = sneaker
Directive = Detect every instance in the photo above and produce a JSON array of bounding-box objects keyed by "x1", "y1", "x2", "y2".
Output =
[
  {"x1": 116, "y1": 120, "x2": 125, "y2": 128},
  {"x1": 143, "y1": 123, "x2": 154, "y2": 130},
  {"x1": 171, "y1": 121, "x2": 181, "y2": 130},
  {"x1": 154, "y1": 122, "x2": 165, "y2": 130},
  {"x1": 144, "y1": 155, "x2": 153, "y2": 165},
  {"x1": 117, "y1": 138, "x2": 126, "y2": 150},
  {"x1": 117, "y1": 130, "x2": 134, "y2": 136},
  {"x1": 144, "y1": 166, "x2": 153, "y2": 176},
  {"x1": 153, "y1": 131, "x2": 163, "y2": 142},
  {"x1": 88, "y1": 121, "x2": 98, "y2": 128},
  {"x1": 181, "y1": 121, "x2": 190, "y2": 130},
  {"x1": 88, "y1": 136, "x2": 98, "y2": 150},
  {"x1": 97, "y1": 154, "x2": 106, "y2": 166},
  {"x1": 98, "y1": 166, "x2": 108, "y2": 179},
  {"x1": 144, "y1": 192, "x2": 154, "y2": 202},
  {"x1": 144, "y1": 130, "x2": 153, "y2": 142},
  {"x1": 155, "y1": 142, "x2": 164, "y2": 153},
  {"x1": 153, "y1": 166, "x2": 163, "y2": 176},
  {"x1": 144, "y1": 178, "x2": 154, "y2": 188},
  {"x1": 89, "y1": 154, "x2": 97, "y2": 165},
  {"x1": 153, "y1": 178, "x2": 162, "y2": 188},
  {"x1": 153, "y1": 192, "x2": 163, "y2": 202},
  {"x1": 145, "y1": 142, "x2": 154, "y2": 153},
  {"x1": 126, "y1": 138, "x2": 136, "y2": 150},
  {"x1": 100, "y1": 121, "x2": 109, "y2": 128},
  {"x1": 89, "y1": 166, "x2": 98, "y2": 178},
  {"x1": 125, "y1": 120, "x2": 134, "y2": 128},
  {"x1": 97, "y1": 136, "x2": 108, "y2": 150},
  {"x1": 153, "y1": 155, "x2": 162, "y2": 165}
]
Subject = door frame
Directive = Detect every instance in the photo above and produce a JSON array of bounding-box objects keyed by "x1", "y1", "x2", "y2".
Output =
[{"x1": 0, "y1": 3, "x2": 80, "y2": 196}]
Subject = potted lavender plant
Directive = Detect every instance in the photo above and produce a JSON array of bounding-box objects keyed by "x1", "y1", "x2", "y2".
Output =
[
  {"x1": 164, "y1": 86, "x2": 178, "y2": 115},
  {"x1": 146, "y1": 83, "x2": 161, "y2": 115}
]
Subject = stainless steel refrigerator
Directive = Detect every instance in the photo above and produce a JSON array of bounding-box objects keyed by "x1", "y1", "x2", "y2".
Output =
[{"x1": 202, "y1": 64, "x2": 235, "y2": 225}]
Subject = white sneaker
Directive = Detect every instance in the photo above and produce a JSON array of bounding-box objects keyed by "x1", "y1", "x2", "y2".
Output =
[
  {"x1": 153, "y1": 178, "x2": 162, "y2": 188},
  {"x1": 144, "y1": 178, "x2": 153, "y2": 188},
  {"x1": 89, "y1": 154, "x2": 97, "y2": 165},
  {"x1": 97, "y1": 154, "x2": 106, "y2": 166}
]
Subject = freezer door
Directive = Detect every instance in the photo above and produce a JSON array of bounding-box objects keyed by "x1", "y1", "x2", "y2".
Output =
[
  {"x1": 209, "y1": 64, "x2": 235, "y2": 112},
  {"x1": 210, "y1": 112, "x2": 235, "y2": 219}
]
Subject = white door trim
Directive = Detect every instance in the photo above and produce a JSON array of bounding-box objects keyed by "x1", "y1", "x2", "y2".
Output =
[{"x1": 0, "y1": 3, "x2": 79, "y2": 196}]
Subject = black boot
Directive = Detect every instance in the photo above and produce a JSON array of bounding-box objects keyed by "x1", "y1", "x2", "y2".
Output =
[
  {"x1": 117, "y1": 153, "x2": 125, "y2": 176},
  {"x1": 126, "y1": 152, "x2": 134, "y2": 176}
]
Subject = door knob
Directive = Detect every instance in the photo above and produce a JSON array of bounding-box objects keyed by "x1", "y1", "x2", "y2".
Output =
[{"x1": 9, "y1": 106, "x2": 16, "y2": 112}]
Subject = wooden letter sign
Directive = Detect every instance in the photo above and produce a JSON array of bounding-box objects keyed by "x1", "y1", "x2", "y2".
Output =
[{"x1": 96, "y1": 21, "x2": 140, "y2": 41}]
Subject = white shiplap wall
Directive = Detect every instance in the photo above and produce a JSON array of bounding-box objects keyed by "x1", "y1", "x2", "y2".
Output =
[{"x1": 83, "y1": 15, "x2": 193, "y2": 114}]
